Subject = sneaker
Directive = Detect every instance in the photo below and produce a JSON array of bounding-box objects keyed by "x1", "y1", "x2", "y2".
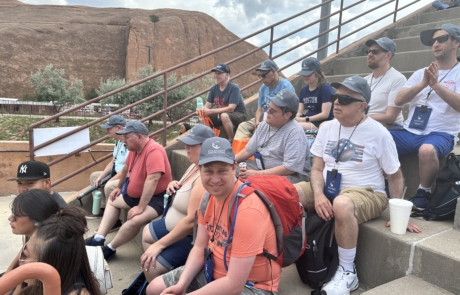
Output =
[
  {"x1": 94, "y1": 219, "x2": 123, "y2": 234},
  {"x1": 84, "y1": 235, "x2": 105, "y2": 246},
  {"x1": 321, "y1": 265, "x2": 359, "y2": 295},
  {"x1": 411, "y1": 189, "x2": 430, "y2": 211},
  {"x1": 102, "y1": 246, "x2": 116, "y2": 261}
]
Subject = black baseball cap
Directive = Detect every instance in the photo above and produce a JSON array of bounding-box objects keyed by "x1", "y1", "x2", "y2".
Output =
[
  {"x1": 211, "y1": 63, "x2": 231, "y2": 74},
  {"x1": 8, "y1": 161, "x2": 51, "y2": 181}
]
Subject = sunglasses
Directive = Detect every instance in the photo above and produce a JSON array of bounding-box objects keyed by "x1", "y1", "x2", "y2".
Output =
[
  {"x1": 331, "y1": 94, "x2": 365, "y2": 105},
  {"x1": 428, "y1": 34, "x2": 450, "y2": 46},
  {"x1": 258, "y1": 71, "x2": 270, "y2": 79},
  {"x1": 19, "y1": 243, "x2": 37, "y2": 265},
  {"x1": 365, "y1": 49, "x2": 386, "y2": 55},
  {"x1": 267, "y1": 107, "x2": 281, "y2": 114}
]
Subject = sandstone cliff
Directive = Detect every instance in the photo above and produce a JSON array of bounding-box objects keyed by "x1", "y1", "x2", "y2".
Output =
[{"x1": 0, "y1": 2, "x2": 268, "y2": 98}]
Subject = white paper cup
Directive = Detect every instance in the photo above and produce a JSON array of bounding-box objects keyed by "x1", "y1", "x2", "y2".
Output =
[{"x1": 389, "y1": 199, "x2": 413, "y2": 234}]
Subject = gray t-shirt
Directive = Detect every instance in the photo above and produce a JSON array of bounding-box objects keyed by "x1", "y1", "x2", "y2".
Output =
[
  {"x1": 207, "y1": 82, "x2": 246, "y2": 113},
  {"x1": 245, "y1": 120, "x2": 311, "y2": 183},
  {"x1": 51, "y1": 191, "x2": 67, "y2": 208}
]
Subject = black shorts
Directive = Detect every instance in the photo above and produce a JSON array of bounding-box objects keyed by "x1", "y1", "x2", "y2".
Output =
[
  {"x1": 208, "y1": 111, "x2": 247, "y2": 128},
  {"x1": 123, "y1": 191, "x2": 165, "y2": 216}
]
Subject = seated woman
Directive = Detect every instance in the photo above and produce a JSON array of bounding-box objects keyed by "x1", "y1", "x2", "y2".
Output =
[
  {"x1": 295, "y1": 57, "x2": 335, "y2": 130},
  {"x1": 140, "y1": 124, "x2": 215, "y2": 284},
  {"x1": 5, "y1": 189, "x2": 60, "y2": 278},
  {"x1": 14, "y1": 207, "x2": 102, "y2": 295},
  {"x1": 179, "y1": 123, "x2": 191, "y2": 135}
]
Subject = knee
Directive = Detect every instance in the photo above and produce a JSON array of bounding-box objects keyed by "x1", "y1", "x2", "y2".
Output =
[
  {"x1": 419, "y1": 144, "x2": 437, "y2": 159},
  {"x1": 125, "y1": 216, "x2": 146, "y2": 229},
  {"x1": 221, "y1": 113, "x2": 231, "y2": 123},
  {"x1": 147, "y1": 276, "x2": 166, "y2": 295},
  {"x1": 332, "y1": 195, "x2": 355, "y2": 219}
]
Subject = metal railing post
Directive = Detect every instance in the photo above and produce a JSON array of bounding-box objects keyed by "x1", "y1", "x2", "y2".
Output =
[
  {"x1": 269, "y1": 27, "x2": 274, "y2": 58},
  {"x1": 163, "y1": 73, "x2": 168, "y2": 146},
  {"x1": 318, "y1": 0, "x2": 332, "y2": 60},
  {"x1": 336, "y1": 0, "x2": 345, "y2": 54},
  {"x1": 394, "y1": 0, "x2": 400, "y2": 23}
]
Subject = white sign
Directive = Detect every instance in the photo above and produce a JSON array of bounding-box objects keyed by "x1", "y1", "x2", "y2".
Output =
[{"x1": 33, "y1": 126, "x2": 90, "y2": 157}]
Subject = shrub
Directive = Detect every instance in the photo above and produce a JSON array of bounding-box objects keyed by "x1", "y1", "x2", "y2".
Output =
[{"x1": 150, "y1": 14, "x2": 160, "y2": 23}]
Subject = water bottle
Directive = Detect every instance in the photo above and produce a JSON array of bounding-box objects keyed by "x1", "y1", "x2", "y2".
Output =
[
  {"x1": 164, "y1": 194, "x2": 169, "y2": 209},
  {"x1": 196, "y1": 97, "x2": 204, "y2": 111},
  {"x1": 92, "y1": 191, "x2": 102, "y2": 215}
]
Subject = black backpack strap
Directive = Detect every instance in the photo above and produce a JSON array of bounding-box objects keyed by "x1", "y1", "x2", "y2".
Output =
[{"x1": 192, "y1": 192, "x2": 211, "y2": 245}]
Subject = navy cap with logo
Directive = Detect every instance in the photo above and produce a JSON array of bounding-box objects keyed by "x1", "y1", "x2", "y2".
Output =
[
  {"x1": 211, "y1": 63, "x2": 231, "y2": 74},
  {"x1": 365, "y1": 37, "x2": 396, "y2": 58},
  {"x1": 268, "y1": 89, "x2": 299, "y2": 112},
  {"x1": 198, "y1": 138, "x2": 235, "y2": 165},
  {"x1": 331, "y1": 76, "x2": 372, "y2": 103},
  {"x1": 178, "y1": 124, "x2": 216, "y2": 145},
  {"x1": 256, "y1": 60, "x2": 279, "y2": 71},
  {"x1": 298, "y1": 57, "x2": 321, "y2": 76},
  {"x1": 420, "y1": 23, "x2": 460, "y2": 46},
  {"x1": 8, "y1": 161, "x2": 51, "y2": 181},
  {"x1": 116, "y1": 120, "x2": 149, "y2": 135},
  {"x1": 100, "y1": 115, "x2": 126, "y2": 129}
]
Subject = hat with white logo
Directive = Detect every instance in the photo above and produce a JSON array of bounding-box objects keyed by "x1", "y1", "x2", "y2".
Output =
[
  {"x1": 178, "y1": 124, "x2": 216, "y2": 145},
  {"x1": 331, "y1": 76, "x2": 371, "y2": 103},
  {"x1": 8, "y1": 161, "x2": 51, "y2": 181},
  {"x1": 256, "y1": 60, "x2": 279, "y2": 71},
  {"x1": 298, "y1": 57, "x2": 321, "y2": 76},
  {"x1": 198, "y1": 138, "x2": 235, "y2": 165},
  {"x1": 211, "y1": 63, "x2": 231, "y2": 74},
  {"x1": 268, "y1": 89, "x2": 299, "y2": 112}
]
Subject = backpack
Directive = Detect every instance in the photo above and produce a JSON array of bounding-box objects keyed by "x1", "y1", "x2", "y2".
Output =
[
  {"x1": 295, "y1": 214, "x2": 338, "y2": 295},
  {"x1": 121, "y1": 271, "x2": 147, "y2": 295},
  {"x1": 197, "y1": 175, "x2": 306, "y2": 268},
  {"x1": 413, "y1": 153, "x2": 460, "y2": 220}
]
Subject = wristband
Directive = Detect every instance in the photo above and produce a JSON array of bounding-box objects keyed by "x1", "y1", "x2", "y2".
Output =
[{"x1": 306, "y1": 116, "x2": 310, "y2": 122}]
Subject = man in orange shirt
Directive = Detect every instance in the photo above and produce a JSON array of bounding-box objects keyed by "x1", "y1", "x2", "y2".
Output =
[{"x1": 148, "y1": 138, "x2": 280, "y2": 295}]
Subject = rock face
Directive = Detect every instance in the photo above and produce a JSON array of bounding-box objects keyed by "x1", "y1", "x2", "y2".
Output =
[{"x1": 0, "y1": 2, "x2": 268, "y2": 99}]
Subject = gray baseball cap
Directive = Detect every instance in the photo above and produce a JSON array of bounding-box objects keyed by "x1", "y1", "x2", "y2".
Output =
[
  {"x1": 198, "y1": 138, "x2": 234, "y2": 165},
  {"x1": 365, "y1": 37, "x2": 396, "y2": 58},
  {"x1": 331, "y1": 76, "x2": 371, "y2": 103},
  {"x1": 298, "y1": 57, "x2": 321, "y2": 76},
  {"x1": 115, "y1": 120, "x2": 148, "y2": 135},
  {"x1": 178, "y1": 124, "x2": 215, "y2": 145},
  {"x1": 100, "y1": 115, "x2": 126, "y2": 129},
  {"x1": 268, "y1": 89, "x2": 299, "y2": 112},
  {"x1": 256, "y1": 60, "x2": 279, "y2": 71},
  {"x1": 420, "y1": 23, "x2": 460, "y2": 46}
]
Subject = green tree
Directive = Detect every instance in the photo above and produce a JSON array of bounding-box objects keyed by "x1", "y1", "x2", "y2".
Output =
[
  {"x1": 96, "y1": 77, "x2": 138, "y2": 116},
  {"x1": 30, "y1": 64, "x2": 85, "y2": 122}
]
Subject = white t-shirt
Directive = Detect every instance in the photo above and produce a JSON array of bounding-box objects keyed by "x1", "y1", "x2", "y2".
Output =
[
  {"x1": 402, "y1": 66, "x2": 460, "y2": 135},
  {"x1": 311, "y1": 118, "x2": 400, "y2": 193},
  {"x1": 365, "y1": 67, "x2": 407, "y2": 126}
]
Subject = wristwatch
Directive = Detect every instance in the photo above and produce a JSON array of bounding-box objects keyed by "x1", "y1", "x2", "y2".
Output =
[{"x1": 305, "y1": 117, "x2": 310, "y2": 122}]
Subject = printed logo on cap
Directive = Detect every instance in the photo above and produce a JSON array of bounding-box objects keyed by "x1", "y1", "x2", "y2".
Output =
[
  {"x1": 212, "y1": 141, "x2": 221, "y2": 149},
  {"x1": 346, "y1": 77, "x2": 355, "y2": 85},
  {"x1": 19, "y1": 165, "x2": 27, "y2": 174}
]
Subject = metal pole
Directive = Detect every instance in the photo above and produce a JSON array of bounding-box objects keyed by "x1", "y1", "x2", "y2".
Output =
[
  {"x1": 269, "y1": 27, "x2": 274, "y2": 58},
  {"x1": 318, "y1": 0, "x2": 332, "y2": 61},
  {"x1": 393, "y1": 0, "x2": 400, "y2": 23},
  {"x1": 336, "y1": 0, "x2": 344, "y2": 54},
  {"x1": 163, "y1": 73, "x2": 168, "y2": 146},
  {"x1": 146, "y1": 45, "x2": 153, "y2": 65}
]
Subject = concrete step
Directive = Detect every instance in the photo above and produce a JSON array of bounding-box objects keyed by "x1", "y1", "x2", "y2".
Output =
[
  {"x1": 332, "y1": 50, "x2": 434, "y2": 75},
  {"x1": 420, "y1": 6, "x2": 460, "y2": 24},
  {"x1": 361, "y1": 275, "x2": 454, "y2": 295},
  {"x1": 391, "y1": 18, "x2": 460, "y2": 39}
]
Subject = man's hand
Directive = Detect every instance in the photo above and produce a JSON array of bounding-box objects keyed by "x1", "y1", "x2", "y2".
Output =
[
  {"x1": 294, "y1": 117, "x2": 305, "y2": 123},
  {"x1": 426, "y1": 61, "x2": 440, "y2": 88},
  {"x1": 109, "y1": 188, "x2": 121, "y2": 202},
  {"x1": 203, "y1": 108, "x2": 212, "y2": 116},
  {"x1": 127, "y1": 205, "x2": 145, "y2": 220},
  {"x1": 315, "y1": 194, "x2": 334, "y2": 221},
  {"x1": 238, "y1": 167, "x2": 259, "y2": 179},
  {"x1": 386, "y1": 221, "x2": 422, "y2": 233},
  {"x1": 166, "y1": 181, "x2": 181, "y2": 195},
  {"x1": 160, "y1": 284, "x2": 186, "y2": 295},
  {"x1": 140, "y1": 243, "x2": 164, "y2": 271}
]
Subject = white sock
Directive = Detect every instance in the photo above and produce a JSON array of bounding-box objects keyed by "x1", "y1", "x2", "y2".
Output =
[
  {"x1": 94, "y1": 234, "x2": 105, "y2": 241},
  {"x1": 338, "y1": 246, "x2": 356, "y2": 273},
  {"x1": 107, "y1": 243, "x2": 116, "y2": 251},
  {"x1": 418, "y1": 185, "x2": 431, "y2": 193}
]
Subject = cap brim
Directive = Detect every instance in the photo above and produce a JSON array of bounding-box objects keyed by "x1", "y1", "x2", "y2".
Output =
[
  {"x1": 298, "y1": 70, "x2": 315, "y2": 76},
  {"x1": 178, "y1": 137, "x2": 201, "y2": 145},
  {"x1": 269, "y1": 95, "x2": 286, "y2": 108},
  {"x1": 7, "y1": 176, "x2": 46, "y2": 181},
  {"x1": 115, "y1": 129, "x2": 131, "y2": 135},
  {"x1": 420, "y1": 29, "x2": 438, "y2": 46},
  {"x1": 100, "y1": 123, "x2": 114, "y2": 129},
  {"x1": 198, "y1": 157, "x2": 234, "y2": 165},
  {"x1": 256, "y1": 67, "x2": 271, "y2": 71},
  {"x1": 211, "y1": 69, "x2": 226, "y2": 73}
]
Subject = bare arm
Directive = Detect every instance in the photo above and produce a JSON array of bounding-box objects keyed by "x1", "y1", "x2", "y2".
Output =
[
  {"x1": 395, "y1": 67, "x2": 429, "y2": 106},
  {"x1": 427, "y1": 62, "x2": 460, "y2": 112},
  {"x1": 235, "y1": 148, "x2": 253, "y2": 163},
  {"x1": 254, "y1": 107, "x2": 264, "y2": 126},
  {"x1": 204, "y1": 103, "x2": 237, "y2": 115},
  {"x1": 239, "y1": 165, "x2": 295, "y2": 179},
  {"x1": 310, "y1": 156, "x2": 333, "y2": 221},
  {"x1": 368, "y1": 106, "x2": 402, "y2": 125}
]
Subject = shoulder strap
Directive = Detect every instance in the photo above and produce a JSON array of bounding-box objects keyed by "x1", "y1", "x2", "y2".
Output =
[{"x1": 192, "y1": 192, "x2": 212, "y2": 245}]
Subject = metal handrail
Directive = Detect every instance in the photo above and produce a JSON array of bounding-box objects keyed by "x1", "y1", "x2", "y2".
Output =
[{"x1": 26, "y1": 0, "x2": 427, "y2": 187}]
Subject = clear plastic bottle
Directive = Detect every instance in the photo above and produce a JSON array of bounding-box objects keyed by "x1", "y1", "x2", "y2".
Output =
[{"x1": 196, "y1": 97, "x2": 204, "y2": 111}]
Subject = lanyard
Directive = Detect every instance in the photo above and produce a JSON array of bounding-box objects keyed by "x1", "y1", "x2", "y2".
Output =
[
  {"x1": 369, "y1": 67, "x2": 391, "y2": 93},
  {"x1": 426, "y1": 61, "x2": 459, "y2": 102},
  {"x1": 335, "y1": 116, "x2": 364, "y2": 168}
]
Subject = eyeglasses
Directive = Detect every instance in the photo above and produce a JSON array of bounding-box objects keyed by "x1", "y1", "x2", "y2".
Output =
[
  {"x1": 19, "y1": 243, "x2": 37, "y2": 265},
  {"x1": 267, "y1": 107, "x2": 281, "y2": 114},
  {"x1": 331, "y1": 94, "x2": 365, "y2": 105},
  {"x1": 428, "y1": 34, "x2": 450, "y2": 46},
  {"x1": 258, "y1": 71, "x2": 270, "y2": 79},
  {"x1": 365, "y1": 49, "x2": 386, "y2": 55}
]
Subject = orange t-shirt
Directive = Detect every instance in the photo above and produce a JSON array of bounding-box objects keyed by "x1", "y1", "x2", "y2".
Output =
[
  {"x1": 125, "y1": 139, "x2": 172, "y2": 198},
  {"x1": 198, "y1": 181, "x2": 281, "y2": 292}
]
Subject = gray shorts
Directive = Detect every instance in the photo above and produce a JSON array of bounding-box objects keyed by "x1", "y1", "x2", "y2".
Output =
[{"x1": 162, "y1": 266, "x2": 277, "y2": 295}]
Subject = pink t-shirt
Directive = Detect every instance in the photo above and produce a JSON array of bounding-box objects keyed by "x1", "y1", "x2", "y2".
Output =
[{"x1": 125, "y1": 140, "x2": 172, "y2": 198}]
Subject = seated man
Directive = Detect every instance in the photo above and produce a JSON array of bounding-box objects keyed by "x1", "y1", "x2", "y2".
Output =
[
  {"x1": 389, "y1": 23, "x2": 460, "y2": 210},
  {"x1": 202, "y1": 63, "x2": 247, "y2": 141},
  {"x1": 87, "y1": 114, "x2": 129, "y2": 223},
  {"x1": 364, "y1": 37, "x2": 407, "y2": 127},
  {"x1": 85, "y1": 120, "x2": 172, "y2": 260},
  {"x1": 8, "y1": 160, "x2": 67, "y2": 208},
  {"x1": 235, "y1": 89, "x2": 311, "y2": 183},
  {"x1": 295, "y1": 76, "x2": 421, "y2": 295},
  {"x1": 147, "y1": 138, "x2": 281, "y2": 295},
  {"x1": 234, "y1": 59, "x2": 295, "y2": 140}
]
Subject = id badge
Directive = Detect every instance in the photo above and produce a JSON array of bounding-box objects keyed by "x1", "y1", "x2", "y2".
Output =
[
  {"x1": 253, "y1": 152, "x2": 265, "y2": 170},
  {"x1": 204, "y1": 248, "x2": 214, "y2": 283},
  {"x1": 324, "y1": 169, "x2": 342, "y2": 199},
  {"x1": 263, "y1": 105, "x2": 268, "y2": 121},
  {"x1": 120, "y1": 177, "x2": 130, "y2": 197},
  {"x1": 408, "y1": 105, "x2": 432, "y2": 130}
]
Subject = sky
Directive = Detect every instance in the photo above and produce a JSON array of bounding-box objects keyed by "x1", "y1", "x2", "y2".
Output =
[{"x1": 20, "y1": 0, "x2": 432, "y2": 77}]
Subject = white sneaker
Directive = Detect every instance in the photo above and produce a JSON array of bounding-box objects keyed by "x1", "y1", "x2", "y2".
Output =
[{"x1": 321, "y1": 265, "x2": 359, "y2": 295}]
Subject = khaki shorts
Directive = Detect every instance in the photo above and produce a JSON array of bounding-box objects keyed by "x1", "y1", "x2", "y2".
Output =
[
  {"x1": 209, "y1": 111, "x2": 247, "y2": 128},
  {"x1": 162, "y1": 266, "x2": 276, "y2": 295},
  {"x1": 297, "y1": 182, "x2": 388, "y2": 224}
]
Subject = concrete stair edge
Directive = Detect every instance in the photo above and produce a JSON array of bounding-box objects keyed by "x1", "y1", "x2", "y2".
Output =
[{"x1": 361, "y1": 275, "x2": 454, "y2": 294}]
